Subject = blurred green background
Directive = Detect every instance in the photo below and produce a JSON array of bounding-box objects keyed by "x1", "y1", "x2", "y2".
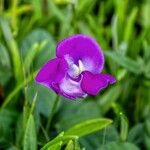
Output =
[{"x1": 0, "y1": 0, "x2": 150, "y2": 149}]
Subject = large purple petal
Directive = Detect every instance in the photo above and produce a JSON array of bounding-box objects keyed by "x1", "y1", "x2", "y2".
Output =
[
  {"x1": 81, "y1": 71, "x2": 116, "y2": 95},
  {"x1": 35, "y1": 58, "x2": 68, "y2": 88},
  {"x1": 56, "y1": 34, "x2": 104, "y2": 73}
]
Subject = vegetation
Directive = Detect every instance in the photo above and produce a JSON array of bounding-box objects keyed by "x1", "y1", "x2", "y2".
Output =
[{"x1": 0, "y1": 0, "x2": 150, "y2": 149}]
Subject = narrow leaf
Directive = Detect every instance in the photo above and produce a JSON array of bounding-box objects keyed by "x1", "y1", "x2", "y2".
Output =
[
  {"x1": 64, "y1": 118, "x2": 112, "y2": 137},
  {"x1": 65, "y1": 140, "x2": 74, "y2": 150},
  {"x1": 24, "y1": 40, "x2": 47, "y2": 72},
  {"x1": 47, "y1": 141, "x2": 62, "y2": 150},
  {"x1": 124, "y1": 7, "x2": 138, "y2": 42},
  {"x1": 120, "y1": 113, "x2": 129, "y2": 141},
  {"x1": 0, "y1": 17, "x2": 23, "y2": 84},
  {"x1": 105, "y1": 51, "x2": 144, "y2": 74},
  {"x1": 23, "y1": 115, "x2": 37, "y2": 150},
  {"x1": 40, "y1": 135, "x2": 78, "y2": 150}
]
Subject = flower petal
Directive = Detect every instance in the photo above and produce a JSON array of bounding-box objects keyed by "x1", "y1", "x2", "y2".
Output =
[
  {"x1": 35, "y1": 58, "x2": 68, "y2": 88},
  {"x1": 81, "y1": 71, "x2": 116, "y2": 95},
  {"x1": 99, "y1": 73, "x2": 116, "y2": 84},
  {"x1": 59, "y1": 74, "x2": 87, "y2": 99},
  {"x1": 56, "y1": 34, "x2": 104, "y2": 73}
]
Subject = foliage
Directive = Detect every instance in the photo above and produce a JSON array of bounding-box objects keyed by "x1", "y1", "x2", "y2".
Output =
[{"x1": 0, "y1": 0, "x2": 150, "y2": 149}]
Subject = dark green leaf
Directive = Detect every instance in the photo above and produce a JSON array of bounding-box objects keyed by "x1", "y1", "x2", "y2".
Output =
[
  {"x1": 57, "y1": 100, "x2": 101, "y2": 130},
  {"x1": 0, "y1": 44, "x2": 11, "y2": 85},
  {"x1": 20, "y1": 29, "x2": 55, "y2": 70},
  {"x1": 99, "y1": 142, "x2": 140, "y2": 150}
]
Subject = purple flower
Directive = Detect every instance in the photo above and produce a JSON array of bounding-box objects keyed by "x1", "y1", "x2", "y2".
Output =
[{"x1": 35, "y1": 34, "x2": 116, "y2": 100}]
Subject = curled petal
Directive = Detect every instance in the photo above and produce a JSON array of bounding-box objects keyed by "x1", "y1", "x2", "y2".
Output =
[
  {"x1": 35, "y1": 58, "x2": 68, "y2": 88},
  {"x1": 81, "y1": 71, "x2": 116, "y2": 95},
  {"x1": 59, "y1": 75, "x2": 87, "y2": 99},
  {"x1": 56, "y1": 34, "x2": 104, "y2": 73}
]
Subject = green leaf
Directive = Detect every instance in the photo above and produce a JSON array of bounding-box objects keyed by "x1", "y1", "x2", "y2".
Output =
[
  {"x1": 144, "y1": 117, "x2": 150, "y2": 150},
  {"x1": 5, "y1": 5, "x2": 32, "y2": 17},
  {"x1": 23, "y1": 41, "x2": 47, "y2": 72},
  {"x1": 76, "y1": 0, "x2": 96, "y2": 16},
  {"x1": 74, "y1": 139, "x2": 81, "y2": 150},
  {"x1": 105, "y1": 51, "x2": 144, "y2": 74},
  {"x1": 144, "y1": 61, "x2": 150, "y2": 79},
  {"x1": 26, "y1": 82, "x2": 56, "y2": 117},
  {"x1": 80, "y1": 125, "x2": 119, "y2": 149},
  {"x1": 114, "y1": 0, "x2": 127, "y2": 22},
  {"x1": 112, "y1": 15, "x2": 119, "y2": 50},
  {"x1": 0, "y1": 17, "x2": 23, "y2": 84},
  {"x1": 15, "y1": 115, "x2": 24, "y2": 148},
  {"x1": 141, "y1": 3, "x2": 150, "y2": 28},
  {"x1": 123, "y1": 7, "x2": 138, "y2": 43},
  {"x1": 23, "y1": 92, "x2": 37, "y2": 128},
  {"x1": 0, "y1": 44, "x2": 11, "y2": 85},
  {"x1": 99, "y1": 142, "x2": 140, "y2": 150},
  {"x1": 143, "y1": 40, "x2": 150, "y2": 62},
  {"x1": 31, "y1": 0, "x2": 42, "y2": 19},
  {"x1": 1, "y1": 71, "x2": 37, "y2": 108},
  {"x1": 0, "y1": 108, "x2": 17, "y2": 141},
  {"x1": 0, "y1": 44, "x2": 10, "y2": 69},
  {"x1": 65, "y1": 140, "x2": 74, "y2": 150},
  {"x1": 48, "y1": 1, "x2": 65, "y2": 21},
  {"x1": 145, "y1": 119, "x2": 150, "y2": 136},
  {"x1": 98, "y1": 84, "x2": 121, "y2": 114},
  {"x1": 127, "y1": 124, "x2": 144, "y2": 145},
  {"x1": 54, "y1": 0, "x2": 72, "y2": 5},
  {"x1": 57, "y1": 100, "x2": 101, "y2": 131},
  {"x1": 20, "y1": 29, "x2": 55, "y2": 70},
  {"x1": 120, "y1": 113, "x2": 128, "y2": 141},
  {"x1": 47, "y1": 141, "x2": 62, "y2": 150},
  {"x1": 23, "y1": 115, "x2": 37, "y2": 150},
  {"x1": 64, "y1": 118, "x2": 112, "y2": 137},
  {"x1": 145, "y1": 134, "x2": 150, "y2": 150},
  {"x1": 65, "y1": 139, "x2": 81, "y2": 150},
  {"x1": 41, "y1": 135, "x2": 78, "y2": 150}
]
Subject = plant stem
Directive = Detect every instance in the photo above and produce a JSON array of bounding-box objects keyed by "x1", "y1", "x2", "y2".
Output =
[
  {"x1": 0, "y1": 0, "x2": 3, "y2": 14},
  {"x1": 40, "y1": 123, "x2": 49, "y2": 142},
  {"x1": 46, "y1": 95, "x2": 60, "y2": 132}
]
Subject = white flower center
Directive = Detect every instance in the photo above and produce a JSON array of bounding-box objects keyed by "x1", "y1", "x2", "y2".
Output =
[{"x1": 64, "y1": 55, "x2": 85, "y2": 78}]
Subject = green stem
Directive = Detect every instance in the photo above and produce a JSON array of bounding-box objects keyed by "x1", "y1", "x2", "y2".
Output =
[
  {"x1": 11, "y1": 0, "x2": 17, "y2": 31},
  {"x1": 46, "y1": 95, "x2": 60, "y2": 132},
  {"x1": 0, "y1": 0, "x2": 3, "y2": 14},
  {"x1": 40, "y1": 123, "x2": 50, "y2": 142}
]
